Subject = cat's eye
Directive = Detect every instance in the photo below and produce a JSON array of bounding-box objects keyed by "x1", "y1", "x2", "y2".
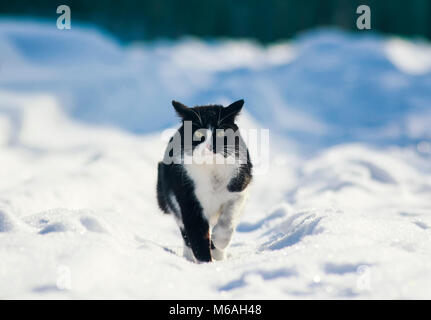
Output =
[
  {"x1": 194, "y1": 130, "x2": 204, "y2": 139},
  {"x1": 216, "y1": 130, "x2": 225, "y2": 138}
]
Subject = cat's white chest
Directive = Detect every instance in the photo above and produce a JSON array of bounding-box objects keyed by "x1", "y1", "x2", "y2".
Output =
[{"x1": 184, "y1": 161, "x2": 238, "y2": 226}]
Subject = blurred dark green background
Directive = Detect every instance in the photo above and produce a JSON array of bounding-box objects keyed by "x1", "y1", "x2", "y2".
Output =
[{"x1": 1, "y1": 0, "x2": 430, "y2": 43}]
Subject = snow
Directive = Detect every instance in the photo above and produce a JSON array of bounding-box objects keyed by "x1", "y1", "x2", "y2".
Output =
[
  {"x1": 0, "y1": 20, "x2": 431, "y2": 299},
  {"x1": 385, "y1": 37, "x2": 431, "y2": 75}
]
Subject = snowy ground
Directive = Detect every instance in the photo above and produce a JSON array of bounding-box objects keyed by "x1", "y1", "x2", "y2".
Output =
[{"x1": 0, "y1": 20, "x2": 431, "y2": 299}]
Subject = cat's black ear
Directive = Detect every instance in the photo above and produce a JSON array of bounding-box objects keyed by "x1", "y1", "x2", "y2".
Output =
[
  {"x1": 172, "y1": 100, "x2": 191, "y2": 119},
  {"x1": 222, "y1": 99, "x2": 244, "y2": 122}
]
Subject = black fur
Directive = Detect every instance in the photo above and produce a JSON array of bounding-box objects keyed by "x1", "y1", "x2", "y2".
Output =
[
  {"x1": 157, "y1": 100, "x2": 252, "y2": 262},
  {"x1": 227, "y1": 163, "x2": 252, "y2": 192},
  {"x1": 156, "y1": 162, "x2": 170, "y2": 214}
]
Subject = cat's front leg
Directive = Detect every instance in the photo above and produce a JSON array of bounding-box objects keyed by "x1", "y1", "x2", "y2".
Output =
[
  {"x1": 181, "y1": 206, "x2": 212, "y2": 263},
  {"x1": 180, "y1": 226, "x2": 210, "y2": 263},
  {"x1": 211, "y1": 193, "x2": 247, "y2": 256},
  {"x1": 210, "y1": 241, "x2": 226, "y2": 261},
  {"x1": 171, "y1": 167, "x2": 212, "y2": 263}
]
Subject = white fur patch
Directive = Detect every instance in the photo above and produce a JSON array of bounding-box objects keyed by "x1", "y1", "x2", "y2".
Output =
[
  {"x1": 169, "y1": 194, "x2": 184, "y2": 228},
  {"x1": 184, "y1": 152, "x2": 244, "y2": 228}
]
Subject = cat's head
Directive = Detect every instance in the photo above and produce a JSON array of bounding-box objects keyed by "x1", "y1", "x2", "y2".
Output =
[{"x1": 171, "y1": 99, "x2": 246, "y2": 162}]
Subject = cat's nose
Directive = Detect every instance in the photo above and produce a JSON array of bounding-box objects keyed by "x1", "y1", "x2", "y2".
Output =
[{"x1": 206, "y1": 143, "x2": 212, "y2": 150}]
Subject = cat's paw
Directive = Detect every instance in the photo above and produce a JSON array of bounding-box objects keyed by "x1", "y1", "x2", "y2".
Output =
[
  {"x1": 212, "y1": 225, "x2": 234, "y2": 249},
  {"x1": 185, "y1": 244, "x2": 212, "y2": 263},
  {"x1": 211, "y1": 247, "x2": 226, "y2": 261}
]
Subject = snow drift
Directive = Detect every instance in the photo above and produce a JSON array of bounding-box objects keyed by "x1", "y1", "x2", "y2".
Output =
[{"x1": 0, "y1": 19, "x2": 430, "y2": 299}]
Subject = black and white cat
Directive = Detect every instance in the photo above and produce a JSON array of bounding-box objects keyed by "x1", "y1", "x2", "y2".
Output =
[{"x1": 157, "y1": 99, "x2": 252, "y2": 262}]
